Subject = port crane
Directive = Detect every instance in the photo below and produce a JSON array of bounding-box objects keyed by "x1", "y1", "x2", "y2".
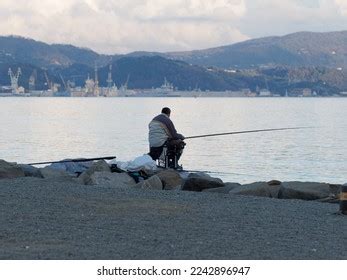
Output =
[
  {"x1": 44, "y1": 71, "x2": 52, "y2": 90},
  {"x1": 93, "y1": 63, "x2": 100, "y2": 96},
  {"x1": 106, "y1": 64, "x2": 113, "y2": 88},
  {"x1": 59, "y1": 74, "x2": 67, "y2": 90},
  {"x1": 8, "y1": 67, "x2": 21, "y2": 94},
  {"x1": 121, "y1": 74, "x2": 130, "y2": 90},
  {"x1": 29, "y1": 69, "x2": 37, "y2": 91}
]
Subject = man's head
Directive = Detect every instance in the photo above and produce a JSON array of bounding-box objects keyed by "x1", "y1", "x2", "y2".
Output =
[{"x1": 161, "y1": 107, "x2": 171, "y2": 117}]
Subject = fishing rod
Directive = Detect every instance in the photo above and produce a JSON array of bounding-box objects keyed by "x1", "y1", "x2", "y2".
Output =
[
  {"x1": 184, "y1": 127, "x2": 312, "y2": 140},
  {"x1": 26, "y1": 128, "x2": 311, "y2": 165},
  {"x1": 28, "y1": 156, "x2": 116, "y2": 166}
]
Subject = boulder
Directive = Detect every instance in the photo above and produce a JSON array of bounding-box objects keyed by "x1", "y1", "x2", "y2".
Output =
[
  {"x1": 0, "y1": 160, "x2": 25, "y2": 179},
  {"x1": 229, "y1": 182, "x2": 281, "y2": 198},
  {"x1": 267, "y1": 180, "x2": 282, "y2": 186},
  {"x1": 188, "y1": 172, "x2": 218, "y2": 180},
  {"x1": 156, "y1": 169, "x2": 182, "y2": 190},
  {"x1": 90, "y1": 172, "x2": 136, "y2": 188},
  {"x1": 328, "y1": 184, "x2": 342, "y2": 197},
  {"x1": 18, "y1": 164, "x2": 43, "y2": 178},
  {"x1": 78, "y1": 160, "x2": 111, "y2": 185},
  {"x1": 40, "y1": 166, "x2": 75, "y2": 182},
  {"x1": 202, "y1": 182, "x2": 241, "y2": 194},
  {"x1": 278, "y1": 182, "x2": 331, "y2": 200},
  {"x1": 49, "y1": 160, "x2": 93, "y2": 174},
  {"x1": 315, "y1": 197, "x2": 340, "y2": 204},
  {"x1": 316, "y1": 184, "x2": 343, "y2": 203},
  {"x1": 135, "y1": 175, "x2": 163, "y2": 190},
  {"x1": 181, "y1": 172, "x2": 224, "y2": 192}
]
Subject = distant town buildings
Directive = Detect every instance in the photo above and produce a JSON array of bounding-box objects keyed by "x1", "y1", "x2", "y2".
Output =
[
  {"x1": 259, "y1": 89, "x2": 272, "y2": 97},
  {"x1": 302, "y1": 88, "x2": 312, "y2": 97},
  {"x1": 1, "y1": 65, "x2": 346, "y2": 98}
]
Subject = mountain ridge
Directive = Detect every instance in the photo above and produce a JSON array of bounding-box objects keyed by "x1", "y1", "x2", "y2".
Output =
[
  {"x1": 0, "y1": 31, "x2": 346, "y2": 94},
  {"x1": 1, "y1": 31, "x2": 347, "y2": 69},
  {"x1": 165, "y1": 31, "x2": 347, "y2": 68}
]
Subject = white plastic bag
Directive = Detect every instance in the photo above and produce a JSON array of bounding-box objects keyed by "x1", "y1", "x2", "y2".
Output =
[{"x1": 110, "y1": 154, "x2": 157, "y2": 172}]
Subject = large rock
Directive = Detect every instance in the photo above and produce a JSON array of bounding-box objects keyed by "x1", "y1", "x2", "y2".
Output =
[
  {"x1": 328, "y1": 184, "x2": 342, "y2": 197},
  {"x1": 78, "y1": 160, "x2": 111, "y2": 185},
  {"x1": 188, "y1": 172, "x2": 218, "y2": 180},
  {"x1": 90, "y1": 172, "x2": 136, "y2": 188},
  {"x1": 49, "y1": 160, "x2": 93, "y2": 175},
  {"x1": 135, "y1": 175, "x2": 163, "y2": 190},
  {"x1": 267, "y1": 180, "x2": 282, "y2": 186},
  {"x1": 181, "y1": 172, "x2": 224, "y2": 192},
  {"x1": 18, "y1": 164, "x2": 43, "y2": 178},
  {"x1": 202, "y1": 182, "x2": 241, "y2": 194},
  {"x1": 278, "y1": 182, "x2": 331, "y2": 200},
  {"x1": 156, "y1": 169, "x2": 182, "y2": 190},
  {"x1": 317, "y1": 184, "x2": 342, "y2": 203},
  {"x1": 40, "y1": 166, "x2": 75, "y2": 182},
  {"x1": 0, "y1": 160, "x2": 25, "y2": 179},
  {"x1": 229, "y1": 182, "x2": 281, "y2": 198}
]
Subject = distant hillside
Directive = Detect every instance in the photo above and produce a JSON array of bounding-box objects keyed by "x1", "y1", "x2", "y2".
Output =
[
  {"x1": 0, "y1": 56, "x2": 250, "y2": 91},
  {"x1": 1, "y1": 31, "x2": 346, "y2": 70},
  {"x1": 0, "y1": 35, "x2": 111, "y2": 68},
  {"x1": 0, "y1": 32, "x2": 346, "y2": 94},
  {"x1": 3, "y1": 56, "x2": 343, "y2": 95},
  {"x1": 61, "y1": 56, "x2": 252, "y2": 91},
  {"x1": 167, "y1": 31, "x2": 347, "y2": 69}
]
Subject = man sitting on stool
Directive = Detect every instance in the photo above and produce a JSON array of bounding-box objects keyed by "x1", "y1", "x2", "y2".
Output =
[{"x1": 148, "y1": 107, "x2": 185, "y2": 167}]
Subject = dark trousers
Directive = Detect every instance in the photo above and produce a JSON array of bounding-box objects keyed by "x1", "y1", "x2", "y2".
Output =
[{"x1": 149, "y1": 140, "x2": 185, "y2": 161}]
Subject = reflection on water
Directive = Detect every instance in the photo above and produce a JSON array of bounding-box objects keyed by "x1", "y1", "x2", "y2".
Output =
[{"x1": 0, "y1": 97, "x2": 346, "y2": 184}]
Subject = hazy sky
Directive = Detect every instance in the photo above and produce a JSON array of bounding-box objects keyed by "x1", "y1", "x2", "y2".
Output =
[{"x1": 0, "y1": 0, "x2": 346, "y2": 54}]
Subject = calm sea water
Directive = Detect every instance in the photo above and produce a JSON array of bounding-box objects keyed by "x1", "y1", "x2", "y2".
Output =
[{"x1": 0, "y1": 97, "x2": 346, "y2": 184}]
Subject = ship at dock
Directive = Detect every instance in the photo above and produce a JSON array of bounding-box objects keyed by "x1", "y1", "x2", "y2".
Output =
[
  {"x1": 134, "y1": 78, "x2": 181, "y2": 97},
  {"x1": 70, "y1": 64, "x2": 118, "y2": 97},
  {"x1": 28, "y1": 64, "x2": 118, "y2": 97}
]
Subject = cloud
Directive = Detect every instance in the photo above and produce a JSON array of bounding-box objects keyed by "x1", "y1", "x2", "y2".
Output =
[
  {"x1": 240, "y1": 0, "x2": 347, "y2": 38},
  {"x1": 102, "y1": 0, "x2": 247, "y2": 21},
  {"x1": 335, "y1": 0, "x2": 347, "y2": 16},
  {"x1": 0, "y1": 0, "x2": 248, "y2": 54},
  {"x1": 0, "y1": 0, "x2": 345, "y2": 54}
]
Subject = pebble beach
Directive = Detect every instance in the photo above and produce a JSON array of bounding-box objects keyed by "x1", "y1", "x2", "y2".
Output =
[{"x1": 0, "y1": 175, "x2": 345, "y2": 260}]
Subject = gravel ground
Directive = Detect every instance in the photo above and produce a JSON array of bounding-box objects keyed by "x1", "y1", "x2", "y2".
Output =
[{"x1": 0, "y1": 177, "x2": 345, "y2": 260}]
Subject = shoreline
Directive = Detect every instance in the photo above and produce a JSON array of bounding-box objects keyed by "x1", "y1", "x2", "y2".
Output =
[
  {"x1": 0, "y1": 159, "x2": 346, "y2": 260},
  {"x1": 0, "y1": 176, "x2": 345, "y2": 260}
]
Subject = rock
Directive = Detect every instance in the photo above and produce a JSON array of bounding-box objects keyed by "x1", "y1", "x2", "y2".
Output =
[
  {"x1": 181, "y1": 173, "x2": 224, "y2": 192},
  {"x1": 171, "y1": 185, "x2": 183, "y2": 191},
  {"x1": 18, "y1": 164, "x2": 43, "y2": 178},
  {"x1": 315, "y1": 184, "x2": 343, "y2": 203},
  {"x1": 40, "y1": 166, "x2": 75, "y2": 182},
  {"x1": 315, "y1": 197, "x2": 340, "y2": 204},
  {"x1": 78, "y1": 160, "x2": 111, "y2": 185},
  {"x1": 202, "y1": 182, "x2": 241, "y2": 194},
  {"x1": 328, "y1": 184, "x2": 342, "y2": 197},
  {"x1": 135, "y1": 175, "x2": 163, "y2": 190},
  {"x1": 49, "y1": 160, "x2": 93, "y2": 175},
  {"x1": 267, "y1": 180, "x2": 282, "y2": 186},
  {"x1": 229, "y1": 182, "x2": 281, "y2": 198},
  {"x1": 188, "y1": 172, "x2": 224, "y2": 182},
  {"x1": 156, "y1": 169, "x2": 182, "y2": 190},
  {"x1": 0, "y1": 160, "x2": 25, "y2": 179},
  {"x1": 90, "y1": 172, "x2": 136, "y2": 188},
  {"x1": 278, "y1": 182, "x2": 331, "y2": 200}
]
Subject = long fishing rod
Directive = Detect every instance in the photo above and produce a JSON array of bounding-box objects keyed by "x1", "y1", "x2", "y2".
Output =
[
  {"x1": 28, "y1": 156, "x2": 116, "y2": 166},
  {"x1": 26, "y1": 128, "x2": 310, "y2": 165},
  {"x1": 184, "y1": 127, "x2": 312, "y2": 140}
]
